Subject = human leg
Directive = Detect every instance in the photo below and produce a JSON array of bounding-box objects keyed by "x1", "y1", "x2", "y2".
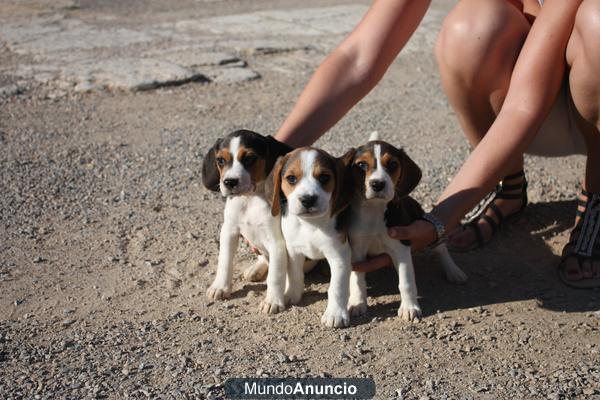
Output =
[
  {"x1": 560, "y1": 0, "x2": 600, "y2": 285},
  {"x1": 435, "y1": 0, "x2": 532, "y2": 249}
]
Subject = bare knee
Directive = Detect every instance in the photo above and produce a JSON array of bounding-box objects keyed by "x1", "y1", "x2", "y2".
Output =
[
  {"x1": 567, "y1": 0, "x2": 600, "y2": 67},
  {"x1": 567, "y1": 1, "x2": 600, "y2": 127},
  {"x1": 435, "y1": 0, "x2": 529, "y2": 87}
]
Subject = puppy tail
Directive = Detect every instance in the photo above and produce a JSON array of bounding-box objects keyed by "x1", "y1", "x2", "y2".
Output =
[{"x1": 368, "y1": 131, "x2": 380, "y2": 142}]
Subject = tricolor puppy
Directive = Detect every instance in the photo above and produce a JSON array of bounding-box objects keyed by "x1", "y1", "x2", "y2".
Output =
[
  {"x1": 348, "y1": 132, "x2": 467, "y2": 321},
  {"x1": 202, "y1": 129, "x2": 292, "y2": 313},
  {"x1": 267, "y1": 147, "x2": 355, "y2": 328}
]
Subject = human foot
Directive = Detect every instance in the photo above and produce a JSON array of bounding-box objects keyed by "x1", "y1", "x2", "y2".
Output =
[
  {"x1": 559, "y1": 190, "x2": 600, "y2": 288},
  {"x1": 449, "y1": 170, "x2": 528, "y2": 251}
]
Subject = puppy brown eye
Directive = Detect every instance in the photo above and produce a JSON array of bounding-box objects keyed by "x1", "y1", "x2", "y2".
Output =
[
  {"x1": 356, "y1": 161, "x2": 368, "y2": 171},
  {"x1": 216, "y1": 157, "x2": 226, "y2": 167},
  {"x1": 387, "y1": 161, "x2": 398, "y2": 171},
  {"x1": 286, "y1": 175, "x2": 297, "y2": 185},
  {"x1": 318, "y1": 174, "x2": 331, "y2": 185},
  {"x1": 242, "y1": 155, "x2": 257, "y2": 167}
]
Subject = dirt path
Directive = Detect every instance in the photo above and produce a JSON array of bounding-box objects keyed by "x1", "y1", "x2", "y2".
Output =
[{"x1": 0, "y1": 1, "x2": 598, "y2": 398}]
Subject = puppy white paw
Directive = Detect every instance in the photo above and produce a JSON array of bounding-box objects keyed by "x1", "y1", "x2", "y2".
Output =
[
  {"x1": 284, "y1": 290, "x2": 303, "y2": 306},
  {"x1": 397, "y1": 302, "x2": 422, "y2": 321},
  {"x1": 242, "y1": 262, "x2": 268, "y2": 282},
  {"x1": 445, "y1": 268, "x2": 468, "y2": 285},
  {"x1": 321, "y1": 306, "x2": 350, "y2": 328},
  {"x1": 348, "y1": 301, "x2": 367, "y2": 317},
  {"x1": 259, "y1": 299, "x2": 286, "y2": 314},
  {"x1": 206, "y1": 284, "x2": 231, "y2": 301}
]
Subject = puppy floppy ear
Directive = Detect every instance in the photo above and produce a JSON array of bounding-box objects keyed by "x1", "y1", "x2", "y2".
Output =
[
  {"x1": 331, "y1": 148, "x2": 356, "y2": 217},
  {"x1": 264, "y1": 135, "x2": 293, "y2": 175},
  {"x1": 395, "y1": 149, "x2": 422, "y2": 198},
  {"x1": 202, "y1": 139, "x2": 223, "y2": 192},
  {"x1": 201, "y1": 138, "x2": 223, "y2": 192},
  {"x1": 265, "y1": 154, "x2": 287, "y2": 216}
]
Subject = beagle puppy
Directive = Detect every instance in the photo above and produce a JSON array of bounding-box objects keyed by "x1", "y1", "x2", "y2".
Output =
[
  {"x1": 202, "y1": 129, "x2": 292, "y2": 313},
  {"x1": 266, "y1": 147, "x2": 355, "y2": 328},
  {"x1": 347, "y1": 133, "x2": 467, "y2": 321}
]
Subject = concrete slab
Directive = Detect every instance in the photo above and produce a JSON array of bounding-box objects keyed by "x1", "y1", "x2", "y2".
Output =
[
  {"x1": 175, "y1": 5, "x2": 367, "y2": 36},
  {"x1": 0, "y1": 3, "x2": 443, "y2": 92},
  {"x1": 65, "y1": 58, "x2": 208, "y2": 91},
  {"x1": 0, "y1": 17, "x2": 155, "y2": 55},
  {"x1": 209, "y1": 66, "x2": 260, "y2": 84}
]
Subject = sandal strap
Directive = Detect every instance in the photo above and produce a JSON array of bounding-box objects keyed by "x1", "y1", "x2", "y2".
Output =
[
  {"x1": 562, "y1": 238, "x2": 600, "y2": 261},
  {"x1": 573, "y1": 193, "x2": 600, "y2": 257},
  {"x1": 503, "y1": 170, "x2": 525, "y2": 180},
  {"x1": 459, "y1": 170, "x2": 528, "y2": 249},
  {"x1": 487, "y1": 202, "x2": 505, "y2": 225},
  {"x1": 498, "y1": 182, "x2": 524, "y2": 191},
  {"x1": 496, "y1": 171, "x2": 527, "y2": 200},
  {"x1": 495, "y1": 192, "x2": 525, "y2": 200},
  {"x1": 576, "y1": 196, "x2": 589, "y2": 218},
  {"x1": 467, "y1": 220, "x2": 485, "y2": 247},
  {"x1": 481, "y1": 214, "x2": 499, "y2": 236}
]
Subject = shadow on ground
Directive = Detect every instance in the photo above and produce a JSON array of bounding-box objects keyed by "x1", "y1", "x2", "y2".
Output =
[{"x1": 301, "y1": 200, "x2": 597, "y2": 322}]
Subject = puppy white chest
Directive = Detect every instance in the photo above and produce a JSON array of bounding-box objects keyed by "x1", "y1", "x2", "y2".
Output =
[
  {"x1": 281, "y1": 215, "x2": 338, "y2": 260},
  {"x1": 349, "y1": 202, "x2": 389, "y2": 256},
  {"x1": 225, "y1": 195, "x2": 279, "y2": 254}
]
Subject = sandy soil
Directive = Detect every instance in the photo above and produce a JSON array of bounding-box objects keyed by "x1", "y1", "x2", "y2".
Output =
[{"x1": 0, "y1": 0, "x2": 598, "y2": 399}]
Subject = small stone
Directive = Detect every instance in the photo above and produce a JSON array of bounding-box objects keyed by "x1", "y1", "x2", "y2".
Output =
[
  {"x1": 0, "y1": 84, "x2": 23, "y2": 97},
  {"x1": 211, "y1": 67, "x2": 260, "y2": 84},
  {"x1": 33, "y1": 256, "x2": 45, "y2": 263}
]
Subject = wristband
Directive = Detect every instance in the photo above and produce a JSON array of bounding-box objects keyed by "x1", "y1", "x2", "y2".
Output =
[{"x1": 421, "y1": 212, "x2": 447, "y2": 248}]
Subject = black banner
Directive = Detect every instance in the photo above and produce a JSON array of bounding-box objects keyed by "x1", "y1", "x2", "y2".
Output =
[{"x1": 224, "y1": 378, "x2": 376, "y2": 399}]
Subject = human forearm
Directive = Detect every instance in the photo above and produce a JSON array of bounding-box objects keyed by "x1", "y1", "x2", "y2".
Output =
[
  {"x1": 276, "y1": 0, "x2": 431, "y2": 147},
  {"x1": 275, "y1": 48, "x2": 377, "y2": 148},
  {"x1": 432, "y1": 110, "x2": 540, "y2": 231},
  {"x1": 432, "y1": 0, "x2": 581, "y2": 230}
]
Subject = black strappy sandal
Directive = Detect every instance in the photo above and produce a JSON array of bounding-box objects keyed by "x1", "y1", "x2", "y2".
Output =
[
  {"x1": 559, "y1": 189, "x2": 600, "y2": 289},
  {"x1": 449, "y1": 170, "x2": 528, "y2": 252}
]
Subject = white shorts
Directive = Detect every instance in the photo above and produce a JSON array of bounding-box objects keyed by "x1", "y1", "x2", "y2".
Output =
[{"x1": 526, "y1": 82, "x2": 586, "y2": 157}]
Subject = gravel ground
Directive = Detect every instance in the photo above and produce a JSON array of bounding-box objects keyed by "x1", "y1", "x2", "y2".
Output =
[{"x1": 0, "y1": 1, "x2": 598, "y2": 399}]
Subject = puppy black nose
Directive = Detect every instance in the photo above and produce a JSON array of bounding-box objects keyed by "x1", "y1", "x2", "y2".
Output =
[
  {"x1": 300, "y1": 195, "x2": 318, "y2": 209},
  {"x1": 223, "y1": 178, "x2": 239, "y2": 189},
  {"x1": 370, "y1": 180, "x2": 386, "y2": 192}
]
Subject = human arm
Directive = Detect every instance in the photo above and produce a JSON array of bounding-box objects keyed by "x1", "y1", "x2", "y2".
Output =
[
  {"x1": 389, "y1": 0, "x2": 583, "y2": 250},
  {"x1": 275, "y1": 0, "x2": 431, "y2": 148}
]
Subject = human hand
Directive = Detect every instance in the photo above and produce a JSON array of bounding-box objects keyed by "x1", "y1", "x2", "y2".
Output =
[
  {"x1": 388, "y1": 219, "x2": 437, "y2": 252},
  {"x1": 351, "y1": 220, "x2": 437, "y2": 273},
  {"x1": 352, "y1": 254, "x2": 393, "y2": 273}
]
